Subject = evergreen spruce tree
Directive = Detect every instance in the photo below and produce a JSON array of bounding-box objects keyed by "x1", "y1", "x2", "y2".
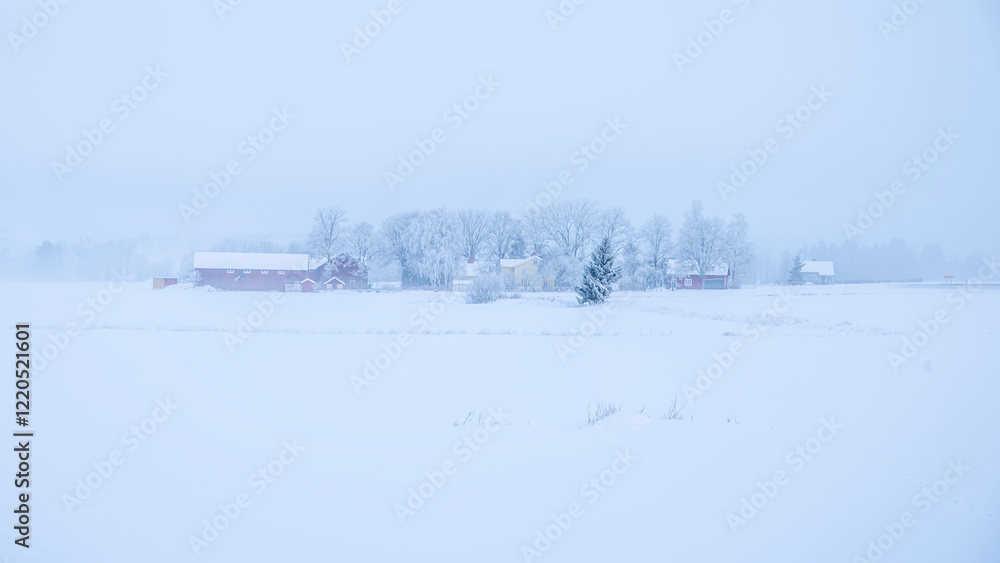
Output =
[
  {"x1": 576, "y1": 237, "x2": 622, "y2": 305},
  {"x1": 787, "y1": 255, "x2": 805, "y2": 285}
]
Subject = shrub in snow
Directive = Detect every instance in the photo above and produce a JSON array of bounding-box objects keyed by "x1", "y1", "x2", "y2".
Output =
[
  {"x1": 662, "y1": 396, "x2": 685, "y2": 421},
  {"x1": 586, "y1": 401, "x2": 621, "y2": 425},
  {"x1": 466, "y1": 269, "x2": 519, "y2": 304},
  {"x1": 576, "y1": 237, "x2": 621, "y2": 305}
]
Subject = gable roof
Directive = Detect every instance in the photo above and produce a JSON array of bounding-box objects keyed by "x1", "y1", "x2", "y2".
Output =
[
  {"x1": 324, "y1": 277, "x2": 345, "y2": 285},
  {"x1": 500, "y1": 256, "x2": 539, "y2": 268},
  {"x1": 194, "y1": 252, "x2": 323, "y2": 271},
  {"x1": 667, "y1": 259, "x2": 729, "y2": 277},
  {"x1": 801, "y1": 261, "x2": 835, "y2": 276}
]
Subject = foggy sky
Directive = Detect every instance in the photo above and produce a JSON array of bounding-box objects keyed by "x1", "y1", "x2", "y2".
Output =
[{"x1": 2, "y1": 0, "x2": 998, "y2": 256}]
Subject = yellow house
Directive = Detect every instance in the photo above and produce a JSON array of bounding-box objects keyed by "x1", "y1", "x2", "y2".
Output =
[{"x1": 453, "y1": 252, "x2": 555, "y2": 291}]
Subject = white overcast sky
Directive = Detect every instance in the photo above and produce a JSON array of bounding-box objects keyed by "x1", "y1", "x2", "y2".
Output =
[{"x1": 1, "y1": 0, "x2": 998, "y2": 255}]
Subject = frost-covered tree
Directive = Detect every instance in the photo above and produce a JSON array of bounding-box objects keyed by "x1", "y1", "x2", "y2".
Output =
[
  {"x1": 346, "y1": 221, "x2": 379, "y2": 267},
  {"x1": 619, "y1": 237, "x2": 649, "y2": 291},
  {"x1": 379, "y1": 211, "x2": 464, "y2": 288},
  {"x1": 788, "y1": 255, "x2": 805, "y2": 285},
  {"x1": 484, "y1": 211, "x2": 524, "y2": 262},
  {"x1": 576, "y1": 237, "x2": 621, "y2": 305},
  {"x1": 458, "y1": 209, "x2": 490, "y2": 261},
  {"x1": 640, "y1": 214, "x2": 672, "y2": 288},
  {"x1": 724, "y1": 213, "x2": 754, "y2": 289},
  {"x1": 529, "y1": 199, "x2": 602, "y2": 288},
  {"x1": 678, "y1": 200, "x2": 725, "y2": 278},
  {"x1": 404, "y1": 209, "x2": 464, "y2": 288},
  {"x1": 308, "y1": 206, "x2": 346, "y2": 265},
  {"x1": 379, "y1": 211, "x2": 419, "y2": 286}
]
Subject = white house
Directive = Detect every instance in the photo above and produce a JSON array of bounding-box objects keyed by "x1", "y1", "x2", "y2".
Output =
[{"x1": 801, "y1": 261, "x2": 835, "y2": 284}]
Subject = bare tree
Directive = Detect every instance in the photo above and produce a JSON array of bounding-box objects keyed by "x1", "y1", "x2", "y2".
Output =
[
  {"x1": 347, "y1": 221, "x2": 379, "y2": 266},
  {"x1": 308, "y1": 206, "x2": 347, "y2": 265},
  {"x1": 485, "y1": 211, "x2": 523, "y2": 261},
  {"x1": 534, "y1": 199, "x2": 601, "y2": 260},
  {"x1": 458, "y1": 209, "x2": 490, "y2": 261},
  {"x1": 678, "y1": 200, "x2": 726, "y2": 278},
  {"x1": 599, "y1": 207, "x2": 633, "y2": 258}
]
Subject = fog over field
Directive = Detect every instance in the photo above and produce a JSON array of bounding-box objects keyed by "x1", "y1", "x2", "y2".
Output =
[{"x1": 1, "y1": 0, "x2": 998, "y2": 561}]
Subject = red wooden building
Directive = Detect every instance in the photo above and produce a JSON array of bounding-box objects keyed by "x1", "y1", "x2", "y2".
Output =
[
  {"x1": 669, "y1": 260, "x2": 731, "y2": 290},
  {"x1": 193, "y1": 252, "x2": 326, "y2": 292},
  {"x1": 321, "y1": 254, "x2": 369, "y2": 290}
]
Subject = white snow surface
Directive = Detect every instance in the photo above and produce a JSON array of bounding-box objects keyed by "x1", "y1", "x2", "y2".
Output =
[{"x1": 3, "y1": 282, "x2": 998, "y2": 562}]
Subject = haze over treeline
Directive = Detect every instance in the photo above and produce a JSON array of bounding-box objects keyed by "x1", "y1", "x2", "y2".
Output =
[{"x1": 0, "y1": 200, "x2": 986, "y2": 285}]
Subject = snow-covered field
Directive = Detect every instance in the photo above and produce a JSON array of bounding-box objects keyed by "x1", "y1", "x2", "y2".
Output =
[{"x1": 4, "y1": 282, "x2": 999, "y2": 562}]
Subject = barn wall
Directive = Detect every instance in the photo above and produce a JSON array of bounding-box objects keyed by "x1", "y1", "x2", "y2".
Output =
[{"x1": 196, "y1": 269, "x2": 311, "y2": 291}]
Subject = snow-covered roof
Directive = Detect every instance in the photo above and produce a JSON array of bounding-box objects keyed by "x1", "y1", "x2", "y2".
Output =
[
  {"x1": 667, "y1": 259, "x2": 729, "y2": 277},
  {"x1": 801, "y1": 261, "x2": 835, "y2": 276},
  {"x1": 324, "y1": 277, "x2": 345, "y2": 285},
  {"x1": 500, "y1": 256, "x2": 538, "y2": 268},
  {"x1": 194, "y1": 252, "x2": 317, "y2": 271}
]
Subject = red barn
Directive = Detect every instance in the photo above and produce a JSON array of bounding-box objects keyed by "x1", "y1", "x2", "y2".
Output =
[
  {"x1": 193, "y1": 252, "x2": 327, "y2": 292},
  {"x1": 669, "y1": 260, "x2": 731, "y2": 290},
  {"x1": 321, "y1": 254, "x2": 369, "y2": 290}
]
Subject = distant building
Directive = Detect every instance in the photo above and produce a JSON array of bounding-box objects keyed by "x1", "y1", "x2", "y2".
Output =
[
  {"x1": 801, "y1": 261, "x2": 835, "y2": 284},
  {"x1": 453, "y1": 252, "x2": 555, "y2": 291},
  {"x1": 669, "y1": 259, "x2": 730, "y2": 290},
  {"x1": 321, "y1": 254, "x2": 369, "y2": 290},
  {"x1": 193, "y1": 252, "x2": 326, "y2": 292},
  {"x1": 152, "y1": 277, "x2": 177, "y2": 289}
]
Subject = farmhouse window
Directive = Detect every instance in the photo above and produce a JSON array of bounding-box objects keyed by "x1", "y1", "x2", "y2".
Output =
[
  {"x1": 522, "y1": 268, "x2": 526, "y2": 275},
  {"x1": 349, "y1": 279, "x2": 356, "y2": 287},
  {"x1": 261, "y1": 270, "x2": 268, "y2": 274},
  {"x1": 243, "y1": 269, "x2": 251, "y2": 274},
  {"x1": 277, "y1": 270, "x2": 285, "y2": 274},
  {"x1": 684, "y1": 278, "x2": 692, "y2": 287},
  {"x1": 227, "y1": 269, "x2": 235, "y2": 274}
]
